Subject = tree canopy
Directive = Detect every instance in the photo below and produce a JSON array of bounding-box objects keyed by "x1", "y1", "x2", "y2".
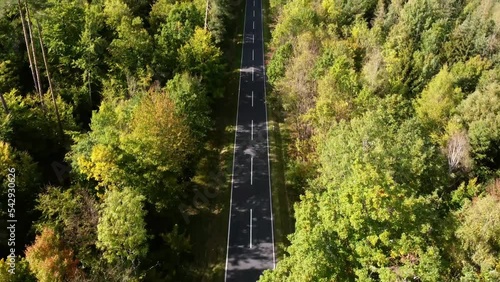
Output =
[
  {"x1": 261, "y1": 0, "x2": 500, "y2": 280},
  {"x1": 0, "y1": 0, "x2": 235, "y2": 279}
]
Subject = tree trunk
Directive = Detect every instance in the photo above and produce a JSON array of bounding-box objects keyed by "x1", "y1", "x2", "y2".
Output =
[
  {"x1": 17, "y1": 0, "x2": 38, "y2": 96},
  {"x1": 204, "y1": 0, "x2": 210, "y2": 30},
  {"x1": 36, "y1": 20, "x2": 64, "y2": 137},
  {"x1": 24, "y1": 0, "x2": 44, "y2": 108},
  {"x1": 0, "y1": 93, "x2": 9, "y2": 114},
  {"x1": 85, "y1": 6, "x2": 92, "y2": 107}
]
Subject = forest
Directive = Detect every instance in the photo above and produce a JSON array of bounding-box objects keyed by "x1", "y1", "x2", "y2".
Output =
[
  {"x1": 1, "y1": 0, "x2": 500, "y2": 281},
  {"x1": 0, "y1": 0, "x2": 241, "y2": 281},
  {"x1": 260, "y1": 0, "x2": 500, "y2": 281}
]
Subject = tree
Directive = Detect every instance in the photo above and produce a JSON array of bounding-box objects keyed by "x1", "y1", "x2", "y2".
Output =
[
  {"x1": 263, "y1": 0, "x2": 500, "y2": 280},
  {"x1": 37, "y1": 19, "x2": 63, "y2": 136},
  {"x1": 206, "y1": 0, "x2": 231, "y2": 43},
  {"x1": 103, "y1": 0, "x2": 132, "y2": 27},
  {"x1": 166, "y1": 72, "x2": 211, "y2": 142},
  {"x1": 36, "y1": 0, "x2": 85, "y2": 89},
  {"x1": 0, "y1": 90, "x2": 76, "y2": 171},
  {"x1": 0, "y1": 3, "x2": 24, "y2": 94},
  {"x1": 178, "y1": 27, "x2": 223, "y2": 96},
  {"x1": 267, "y1": 42, "x2": 293, "y2": 84},
  {"x1": 456, "y1": 187, "x2": 500, "y2": 280},
  {"x1": 270, "y1": 0, "x2": 318, "y2": 48},
  {"x1": 151, "y1": 1, "x2": 203, "y2": 82},
  {"x1": 123, "y1": 88, "x2": 196, "y2": 207},
  {"x1": 0, "y1": 60, "x2": 17, "y2": 96},
  {"x1": 70, "y1": 88, "x2": 195, "y2": 210},
  {"x1": 321, "y1": 0, "x2": 377, "y2": 29},
  {"x1": 104, "y1": 0, "x2": 152, "y2": 93},
  {"x1": 450, "y1": 56, "x2": 491, "y2": 94},
  {"x1": 446, "y1": 131, "x2": 472, "y2": 173},
  {"x1": 313, "y1": 54, "x2": 360, "y2": 127},
  {"x1": 74, "y1": 1, "x2": 108, "y2": 113},
  {"x1": 382, "y1": 0, "x2": 455, "y2": 95},
  {"x1": 96, "y1": 187, "x2": 148, "y2": 265},
  {"x1": 0, "y1": 257, "x2": 36, "y2": 282},
  {"x1": 25, "y1": 227, "x2": 81, "y2": 282},
  {"x1": 456, "y1": 69, "x2": 500, "y2": 178},
  {"x1": 415, "y1": 66, "x2": 463, "y2": 131},
  {"x1": 0, "y1": 141, "x2": 40, "y2": 199},
  {"x1": 36, "y1": 185, "x2": 98, "y2": 267},
  {"x1": 261, "y1": 104, "x2": 449, "y2": 281},
  {"x1": 107, "y1": 17, "x2": 151, "y2": 77},
  {"x1": 444, "y1": 0, "x2": 499, "y2": 64},
  {"x1": 0, "y1": 141, "x2": 41, "y2": 256}
]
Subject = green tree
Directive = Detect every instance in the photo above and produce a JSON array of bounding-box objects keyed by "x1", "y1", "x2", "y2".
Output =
[
  {"x1": 383, "y1": 0, "x2": 456, "y2": 95},
  {"x1": 206, "y1": 0, "x2": 232, "y2": 43},
  {"x1": 273, "y1": 31, "x2": 319, "y2": 160},
  {"x1": 0, "y1": 60, "x2": 18, "y2": 95},
  {"x1": 151, "y1": 1, "x2": 203, "y2": 82},
  {"x1": 0, "y1": 141, "x2": 41, "y2": 255},
  {"x1": 261, "y1": 103, "x2": 449, "y2": 281},
  {"x1": 444, "y1": 0, "x2": 499, "y2": 64},
  {"x1": 166, "y1": 72, "x2": 211, "y2": 142},
  {"x1": 312, "y1": 54, "x2": 360, "y2": 127},
  {"x1": 456, "y1": 69, "x2": 500, "y2": 178},
  {"x1": 104, "y1": 0, "x2": 152, "y2": 92},
  {"x1": 0, "y1": 4, "x2": 24, "y2": 93},
  {"x1": 321, "y1": 0, "x2": 377, "y2": 29},
  {"x1": 74, "y1": 1, "x2": 108, "y2": 113},
  {"x1": 0, "y1": 90, "x2": 76, "y2": 169},
  {"x1": 0, "y1": 257, "x2": 36, "y2": 282},
  {"x1": 415, "y1": 66, "x2": 463, "y2": 131},
  {"x1": 267, "y1": 42, "x2": 292, "y2": 84},
  {"x1": 456, "y1": 189, "x2": 500, "y2": 280},
  {"x1": 96, "y1": 187, "x2": 148, "y2": 265},
  {"x1": 450, "y1": 56, "x2": 491, "y2": 94},
  {"x1": 178, "y1": 27, "x2": 224, "y2": 96},
  {"x1": 270, "y1": 0, "x2": 318, "y2": 48}
]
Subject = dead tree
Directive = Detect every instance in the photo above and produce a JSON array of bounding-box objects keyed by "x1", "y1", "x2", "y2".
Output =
[
  {"x1": 36, "y1": 20, "x2": 63, "y2": 137},
  {"x1": 447, "y1": 131, "x2": 471, "y2": 173},
  {"x1": 84, "y1": 6, "x2": 92, "y2": 107},
  {"x1": 17, "y1": 0, "x2": 39, "y2": 98},
  {"x1": 24, "y1": 0, "x2": 44, "y2": 108},
  {"x1": 204, "y1": 0, "x2": 210, "y2": 30}
]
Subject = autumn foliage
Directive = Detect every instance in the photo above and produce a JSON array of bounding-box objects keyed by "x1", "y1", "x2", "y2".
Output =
[{"x1": 25, "y1": 228, "x2": 81, "y2": 282}]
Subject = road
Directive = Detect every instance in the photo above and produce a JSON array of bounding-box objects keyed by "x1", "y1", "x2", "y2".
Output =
[{"x1": 224, "y1": 0, "x2": 275, "y2": 281}]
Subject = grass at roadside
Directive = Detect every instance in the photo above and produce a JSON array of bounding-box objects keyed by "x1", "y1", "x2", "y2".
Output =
[
  {"x1": 262, "y1": 0, "x2": 294, "y2": 262},
  {"x1": 183, "y1": 3, "x2": 246, "y2": 282},
  {"x1": 267, "y1": 118, "x2": 293, "y2": 259}
]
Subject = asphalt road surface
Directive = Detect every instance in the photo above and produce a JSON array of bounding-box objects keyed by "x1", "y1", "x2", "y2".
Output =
[{"x1": 224, "y1": 0, "x2": 275, "y2": 281}]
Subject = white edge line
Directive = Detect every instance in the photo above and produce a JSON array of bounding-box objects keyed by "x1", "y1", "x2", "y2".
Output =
[
  {"x1": 224, "y1": 0, "x2": 248, "y2": 280},
  {"x1": 260, "y1": 0, "x2": 276, "y2": 269}
]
